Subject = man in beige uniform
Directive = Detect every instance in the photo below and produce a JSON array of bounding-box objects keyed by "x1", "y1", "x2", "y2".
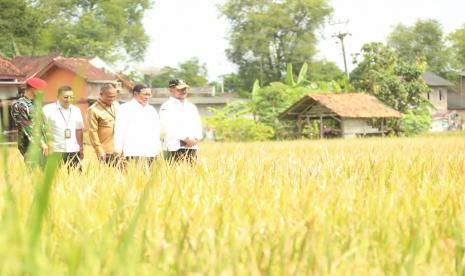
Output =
[{"x1": 87, "y1": 83, "x2": 119, "y2": 164}]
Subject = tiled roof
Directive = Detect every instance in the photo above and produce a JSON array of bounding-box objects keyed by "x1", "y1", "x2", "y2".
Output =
[
  {"x1": 11, "y1": 54, "x2": 132, "y2": 88},
  {"x1": 0, "y1": 56, "x2": 24, "y2": 79},
  {"x1": 421, "y1": 71, "x2": 453, "y2": 87},
  {"x1": 52, "y1": 56, "x2": 117, "y2": 81},
  {"x1": 11, "y1": 54, "x2": 58, "y2": 81},
  {"x1": 279, "y1": 93, "x2": 403, "y2": 119}
]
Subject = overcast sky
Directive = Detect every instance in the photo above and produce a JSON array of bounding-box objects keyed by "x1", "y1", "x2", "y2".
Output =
[{"x1": 140, "y1": 0, "x2": 465, "y2": 81}]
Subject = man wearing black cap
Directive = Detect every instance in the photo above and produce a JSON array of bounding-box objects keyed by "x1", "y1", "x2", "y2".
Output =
[
  {"x1": 160, "y1": 79, "x2": 203, "y2": 163},
  {"x1": 11, "y1": 77, "x2": 49, "y2": 165}
]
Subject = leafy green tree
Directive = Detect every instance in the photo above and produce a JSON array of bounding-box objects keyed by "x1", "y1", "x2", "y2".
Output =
[
  {"x1": 387, "y1": 19, "x2": 450, "y2": 74},
  {"x1": 176, "y1": 57, "x2": 209, "y2": 87},
  {"x1": 350, "y1": 43, "x2": 397, "y2": 93},
  {"x1": 0, "y1": 0, "x2": 43, "y2": 57},
  {"x1": 150, "y1": 58, "x2": 209, "y2": 88},
  {"x1": 1, "y1": 0, "x2": 152, "y2": 61},
  {"x1": 220, "y1": 0, "x2": 333, "y2": 90},
  {"x1": 221, "y1": 73, "x2": 248, "y2": 95},
  {"x1": 252, "y1": 82, "x2": 309, "y2": 138},
  {"x1": 308, "y1": 60, "x2": 344, "y2": 81},
  {"x1": 151, "y1": 67, "x2": 177, "y2": 88},
  {"x1": 351, "y1": 42, "x2": 430, "y2": 113},
  {"x1": 351, "y1": 42, "x2": 431, "y2": 134},
  {"x1": 448, "y1": 24, "x2": 465, "y2": 71}
]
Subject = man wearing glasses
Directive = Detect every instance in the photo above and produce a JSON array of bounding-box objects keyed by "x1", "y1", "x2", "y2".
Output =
[
  {"x1": 114, "y1": 84, "x2": 161, "y2": 166},
  {"x1": 160, "y1": 79, "x2": 203, "y2": 163},
  {"x1": 42, "y1": 85, "x2": 84, "y2": 170}
]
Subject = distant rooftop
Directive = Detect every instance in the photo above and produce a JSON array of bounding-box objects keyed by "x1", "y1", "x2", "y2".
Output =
[
  {"x1": 279, "y1": 93, "x2": 403, "y2": 120},
  {"x1": 0, "y1": 56, "x2": 23, "y2": 79},
  {"x1": 421, "y1": 71, "x2": 453, "y2": 87},
  {"x1": 10, "y1": 54, "x2": 132, "y2": 88}
]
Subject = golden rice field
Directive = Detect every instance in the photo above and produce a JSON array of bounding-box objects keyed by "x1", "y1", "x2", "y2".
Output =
[{"x1": 1, "y1": 134, "x2": 465, "y2": 275}]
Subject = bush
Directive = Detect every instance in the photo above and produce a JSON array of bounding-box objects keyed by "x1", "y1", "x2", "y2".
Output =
[
  {"x1": 205, "y1": 101, "x2": 274, "y2": 142},
  {"x1": 401, "y1": 110, "x2": 432, "y2": 136},
  {"x1": 212, "y1": 117, "x2": 274, "y2": 142}
]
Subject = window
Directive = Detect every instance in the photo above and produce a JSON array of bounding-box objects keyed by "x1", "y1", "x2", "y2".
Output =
[
  {"x1": 439, "y1": 90, "x2": 443, "y2": 101},
  {"x1": 427, "y1": 92, "x2": 430, "y2": 100}
]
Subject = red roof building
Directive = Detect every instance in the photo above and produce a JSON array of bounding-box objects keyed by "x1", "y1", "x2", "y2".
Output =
[
  {"x1": 0, "y1": 56, "x2": 24, "y2": 80},
  {"x1": 10, "y1": 55, "x2": 133, "y2": 128}
]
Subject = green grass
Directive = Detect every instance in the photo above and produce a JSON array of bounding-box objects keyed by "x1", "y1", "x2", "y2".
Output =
[{"x1": 1, "y1": 134, "x2": 465, "y2": 275}]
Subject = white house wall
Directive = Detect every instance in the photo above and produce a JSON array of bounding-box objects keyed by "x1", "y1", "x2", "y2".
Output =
[
  {"x1": 427, "y1": 87, "x2": 448, "y2": 113},
  {"x1": 0, "y1": 87, "x2": 18, "y2": 99},
  {"x1": 341, "y1": 118, "x2": 380, "y2": 138}
]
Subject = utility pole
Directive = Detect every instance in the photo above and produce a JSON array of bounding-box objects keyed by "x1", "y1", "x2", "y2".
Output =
[{"x1": 330, "y1": 20, "x2": 351, "y2": 80}]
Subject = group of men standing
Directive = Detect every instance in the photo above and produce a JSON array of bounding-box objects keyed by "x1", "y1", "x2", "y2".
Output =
[{"x1": 11, "y1": 77, "x2": 203, "y2": 170}]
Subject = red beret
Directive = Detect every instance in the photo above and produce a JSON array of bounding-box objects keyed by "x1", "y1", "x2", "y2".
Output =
[{"x1": 26, "y1": 78, "x2": 47, "y2": 89}]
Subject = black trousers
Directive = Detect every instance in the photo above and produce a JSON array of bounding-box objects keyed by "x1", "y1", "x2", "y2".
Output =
[
  {"x1": 55, "y1": 152, "x2": 81, "y2": 171},
  {"x1": 168, "y1": 149, "x2": 197, "y2": 164},
  {"x1": 125, "y1": 156, "x2": 154, "y2": 167},
  {"x1": 103, "y1": 153, "x2": 119, "y2": 166}
]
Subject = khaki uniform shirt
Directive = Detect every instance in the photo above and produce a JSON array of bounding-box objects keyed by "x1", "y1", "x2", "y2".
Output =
[{"x1": 87, "y1": 100, "x2": 119, "y2": 156}]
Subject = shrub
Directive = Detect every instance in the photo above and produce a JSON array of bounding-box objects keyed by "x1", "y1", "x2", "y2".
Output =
[{"x1": 401, "y1": 110, "x2": 432, "y2": 135}]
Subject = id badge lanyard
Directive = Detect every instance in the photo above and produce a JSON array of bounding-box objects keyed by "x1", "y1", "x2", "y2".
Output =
[{"x1": 58, "y1": 104, "x2": 72, "y2": 139}]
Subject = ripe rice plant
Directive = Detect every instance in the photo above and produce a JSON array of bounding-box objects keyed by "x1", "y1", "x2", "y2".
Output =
[{"x1": 0, "y1": 134, "x2": 465, "y2": 275}]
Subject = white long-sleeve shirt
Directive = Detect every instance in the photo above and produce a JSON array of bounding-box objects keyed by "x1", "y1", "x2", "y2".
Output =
[
  {"x1": 159, "y1": 97, "x2": 203, "y2": 151},
  {"x1": 114, "y1": 99, "x2": 161, "y2": 157}
]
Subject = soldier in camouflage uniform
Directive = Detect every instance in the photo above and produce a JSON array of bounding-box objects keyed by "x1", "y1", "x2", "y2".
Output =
[{"x1": 11, "y1": 78, "x2": 49, "y2": 163}]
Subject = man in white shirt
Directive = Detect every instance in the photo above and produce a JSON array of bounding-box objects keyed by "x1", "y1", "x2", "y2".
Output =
[
  {"x1": 114, "y1": 84, "x2": 161, "y2": 166},
  {"x1": 160, "y1": 79, "x2": 203, "y2": 163},
  {"x1": 42, "y1": 85, "x2": 84, "y2": 170}
]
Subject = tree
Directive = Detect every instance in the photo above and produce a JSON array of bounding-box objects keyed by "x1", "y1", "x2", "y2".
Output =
[
  {"x1": 221, "y1": 73, "x2": 243, "y2": 93},
  {"x1": 308, "y1": 60, "x2": 344, "y2": 81},
  {"x1": 151, "y1": 67, "x2": 178, "y2": 88},
  {"x1": 387, "y1": 19, "x2": 450, "y2": 74},
  {"x1": 0, "y1": 0, "x2": 43, "y2": 57},
  {"x1": 220, "y1": 0, "x2": 333, "y2": 90},
  {"x1": 1, "y1": 0, "x2": 152, "y2": 62},
  {"x1": 350, "y1": 43, "x2": 397, "y2": 93},
  {"x1": 351, "y1": 42, "x2": 431, "y2": 134},
  {"x1": 150, "y1": 58, "x2": 209, "y2": 88},
  {"x1": 448, "y1": 24, "x2": 465, "y2": 71},
  {"x1": 176, "y1": 57, "x2": 209, "y2": 87}
]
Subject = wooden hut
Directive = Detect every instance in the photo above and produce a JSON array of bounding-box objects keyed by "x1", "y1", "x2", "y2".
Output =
[{"x1": 279, "y1": 93, "x2": 403, "y2": 138}]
